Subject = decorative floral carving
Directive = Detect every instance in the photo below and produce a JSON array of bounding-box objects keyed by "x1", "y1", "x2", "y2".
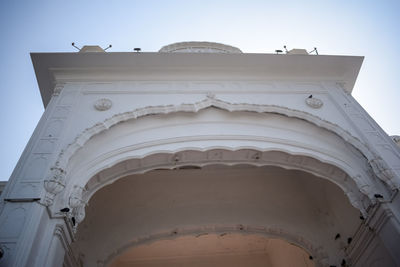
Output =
[
  {"x1": 94, "y1": 98, "x2": 112, "y2": 111},
  {"x1": 172, "y1": 153, "x2": 181, "y2": 164},
  {"x1": 42, "y1": 167, "x2": 66, "y2": 206},
  {"x1": 250, "y1": 152, "x2": 261, "y2": 160},
  {"x1": 69, "y1": 185, "x2": 86, "y2": 208},
  {"x1": 206, "y1": 92, "x2": 215, "y2": 99},
  {"x1": 73, "y1": 205, "x2": 86, "y2": 227},
  {"x1": 305, "y1": 96, "x2": 323, "y2": 109},
  {"x1": 68, "y1": 185, "x2": 87, "y2": 232}
]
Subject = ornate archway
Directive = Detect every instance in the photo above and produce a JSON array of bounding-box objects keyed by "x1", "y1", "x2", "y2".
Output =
[
  {"x1": 44, "y1": 107, "x2": 389, "y2": 266},
  {"x1": 49, "y1": 94, "x2": 397, "y2": 193}
]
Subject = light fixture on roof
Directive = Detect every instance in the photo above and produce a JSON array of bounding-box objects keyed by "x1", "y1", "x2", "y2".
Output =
[
  {"x1": 134, "y1": 48, "x2": 141, "y2": 52},
  {"x1": 283, "y1": 45, "x2": 289, "y2": 53}
]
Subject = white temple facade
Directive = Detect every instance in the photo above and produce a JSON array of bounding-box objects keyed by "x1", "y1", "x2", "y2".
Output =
[{"x1": 0, "y1": 42, "x2": 399, "y2": 267}]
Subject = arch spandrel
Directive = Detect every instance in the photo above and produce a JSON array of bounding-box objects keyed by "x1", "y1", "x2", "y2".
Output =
[
  {"x1": 47, "y1": 95, "x2": 398, "y2": 195},
  {"x1": 55, "y1": 95, "x2": 373, "y2": 167}
]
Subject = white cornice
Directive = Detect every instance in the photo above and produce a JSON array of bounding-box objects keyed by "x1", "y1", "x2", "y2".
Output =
[{"x1": 31, "y1": 52, "x2": 363, "y2": 107}]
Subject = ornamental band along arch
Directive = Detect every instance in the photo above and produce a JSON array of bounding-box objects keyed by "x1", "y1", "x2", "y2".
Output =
[{"x1": 0, "y1": 42, "x2": 400, "y2": 267}]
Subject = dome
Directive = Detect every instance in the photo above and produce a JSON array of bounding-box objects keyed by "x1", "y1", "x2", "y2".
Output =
[{"x1": 159, "y1": 41, "x2": 242, "y2": 54}]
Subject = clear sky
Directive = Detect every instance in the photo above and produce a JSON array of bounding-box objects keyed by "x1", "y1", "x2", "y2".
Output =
[{"x1": 0, "y1": 0, "x2": 399, "y2": 181}]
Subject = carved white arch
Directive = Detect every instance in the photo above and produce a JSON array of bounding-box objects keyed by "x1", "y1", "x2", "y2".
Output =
[
  {"x1": 99, "y1": 224, "x2": 330, "y2": 267},
  {"x1": 52, "y1": 94, "x2": 397, "y2": 191},
  {"x1": 53, "y1": 147, "x2": 379, "y2": 233},
  {"x1": 65, "y1": 149, "x2": 371, "y2": 227},
  {"x1": 42, "y1": 97, "x2": 396, "y2": 230}
]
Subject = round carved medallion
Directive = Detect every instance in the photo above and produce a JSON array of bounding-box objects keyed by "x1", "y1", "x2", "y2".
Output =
[
  {"x1": 305, "y1": 97, "x2": 323, "y2": 109},
  {"x1": 94, "y1": 98, "x2": 112, "y2": 111}
]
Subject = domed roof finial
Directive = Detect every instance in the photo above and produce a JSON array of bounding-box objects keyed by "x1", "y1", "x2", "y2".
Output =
[{"x1": 159, "y1": 41, "x2": 242, "y2": 54}]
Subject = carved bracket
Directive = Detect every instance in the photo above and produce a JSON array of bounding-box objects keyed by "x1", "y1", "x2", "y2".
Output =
[
  {"x1": 69, "y1": 185, "x2": 87, "y2": 232},
  {"x1": 42, "y1": 167, "x2": 66, "y2": 206}
]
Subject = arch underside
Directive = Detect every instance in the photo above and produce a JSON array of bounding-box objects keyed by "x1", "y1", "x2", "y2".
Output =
[
  {"x1": 71, "y1": 165, "x2": 361, "y2": 267},
  {"x1": 84, "y1": 149, "x2": 370, "y2": 213},
  {"x1": 109, "y1": 233, "x2": 315, "y2": 267}
]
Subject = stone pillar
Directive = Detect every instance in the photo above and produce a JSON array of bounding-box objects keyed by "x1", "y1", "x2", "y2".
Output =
[
  {"x1": 0, "y1": 87, "x2": 75, "y2": 267},
  {"x1": 347, "y1": 194, "x2": 400, "y2": 267}
]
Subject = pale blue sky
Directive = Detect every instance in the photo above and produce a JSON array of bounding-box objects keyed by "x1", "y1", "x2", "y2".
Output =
[{"x1": 1, "y1": 0, "x2": 399, "y2": 181}]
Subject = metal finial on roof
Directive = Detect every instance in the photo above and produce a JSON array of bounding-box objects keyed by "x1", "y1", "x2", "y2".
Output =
[
  {"x1": 309, "y1": 47, "x2": 319, "y2": 55},
  {"x1": 71, "y1": 42, "x2": 81, "y2": 51},
  {"x1": 103, "y1": 44, "x2": 112, "y2": 51}
]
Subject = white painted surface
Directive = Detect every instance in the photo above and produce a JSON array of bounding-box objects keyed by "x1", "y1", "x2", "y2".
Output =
[{"x1": 0, "y1": 42, "x2": 399, "y2": 267}]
